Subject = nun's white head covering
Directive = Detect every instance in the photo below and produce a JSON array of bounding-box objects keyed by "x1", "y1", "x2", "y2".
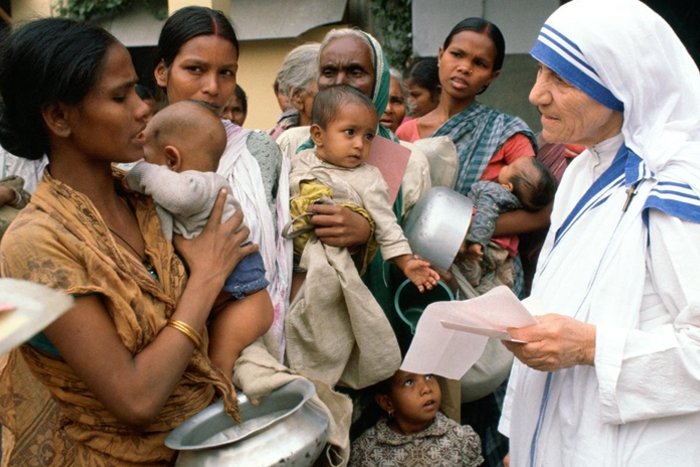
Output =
[{"x1": 531, "y1": 0, "x2": 700, "y2": 220}]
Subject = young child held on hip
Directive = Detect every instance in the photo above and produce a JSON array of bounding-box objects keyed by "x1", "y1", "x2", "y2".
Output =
[
  {"x1": 350, "y1": 369, "x2": 483, "y2": 466},
  {"x1": 287, "y1": 85, "x2": 439, "y2": 298},
  {"x1": 126, "y1": 100, "x2": 273, "y2": 380}
]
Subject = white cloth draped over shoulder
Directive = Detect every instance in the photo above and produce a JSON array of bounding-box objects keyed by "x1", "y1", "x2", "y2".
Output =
[
  {"x1": 217, "y1": 123, "x2": 292, "y2": 359},
  {"x1": 0, "y1": 148, "x2": 48, "y2": 194},
  {"x1": 500, "y1": 1, "x2": 700, "y2": 466}
]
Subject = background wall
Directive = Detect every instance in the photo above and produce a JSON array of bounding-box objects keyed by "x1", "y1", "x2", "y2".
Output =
[{"x1": 6, "y1": 0, "x2": 698, "y2": 135}]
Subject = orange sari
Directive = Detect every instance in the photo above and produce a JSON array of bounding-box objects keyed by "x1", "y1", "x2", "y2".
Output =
[{"x1": 0, "y1": 172, "x2": 236, "y2": 466}]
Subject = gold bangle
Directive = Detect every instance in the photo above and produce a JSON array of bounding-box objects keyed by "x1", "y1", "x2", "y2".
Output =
[{"x1": 167, "y1": 319, "x2": 203, "y2": 349}]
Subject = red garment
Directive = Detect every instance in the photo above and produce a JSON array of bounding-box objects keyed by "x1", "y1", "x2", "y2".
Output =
[
  {"x1": 395, "y1": 118, "x2": 420, "y2": 142},
  {"x1": 480, "y1": 134, "x2": 535, "y2": 182},
  {"x1": 396, "y1": 120, "x2": 535, "y2": 183},
  {"x1": 536, "y1": 143, "x2": 585, "y2": 182}
]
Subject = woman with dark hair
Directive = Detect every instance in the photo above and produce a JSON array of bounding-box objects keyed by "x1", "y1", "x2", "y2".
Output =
[
  {"x1": 153, "y1": 6, "x2": 294, "y2": 356},
  {"x1": 398, "y1": 18, "x2": 549, "y2": 295},
  {"x1": 223, "y1": 84, "x2": 248, "y2": 126},
  {"x1": 395, "y1": 18, "x2": 545, "y2": 467},
  {"x1": 0, "y1": 17, "x2": 251, "y2": 465},
  {"x1": 401, "y1": 56, "x2": 440, "y2": 120},
  {"x1": 270, "y1": 42, "x2": 320, "y2": 139}
]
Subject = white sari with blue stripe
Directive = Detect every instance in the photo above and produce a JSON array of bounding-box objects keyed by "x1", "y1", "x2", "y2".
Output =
[
  {"x1": 500, "y1": 1, "x2": 700, "y2": 465},
  {"x1": 502, "y1": 133, "x2": 700, "y2": 467}
]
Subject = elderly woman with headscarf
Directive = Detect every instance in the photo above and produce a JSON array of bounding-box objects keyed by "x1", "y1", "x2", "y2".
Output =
[
  {"x1": 499, "y1": 1, "x2": 700, "y2": 466},
  {"x1": 277, "y1": 28, "x2": 431, "y2": 307},
  {"x1": 269, "y1": 43, "x2": 320, "y2": 140}
]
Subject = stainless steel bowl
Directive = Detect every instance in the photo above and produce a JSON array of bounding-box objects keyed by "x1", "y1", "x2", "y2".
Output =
[
  {"x1": 166, "y1": 379, "x2": 330, "y2": 466},
  {"x1": 403, "y1": 186, "x2": 473, "y2": 270}
]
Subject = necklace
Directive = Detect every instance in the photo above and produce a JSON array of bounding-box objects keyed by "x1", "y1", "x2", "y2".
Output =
[
  {"x1": 106, "y1": 195, "x2": 157, "y2": 277},
  {"x1": 108, "y1": 225, "x2": 152, "y2": 269}
]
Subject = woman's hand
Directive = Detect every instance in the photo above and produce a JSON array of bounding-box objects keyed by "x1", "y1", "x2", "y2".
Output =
[
  {"x1": 0, "y1": 185, "x2": 20, "y2": 207},
  {"x1": 174, "y1": 190, "x2": 258, "y2": 285},
  {"x1": 503, "y1": 314, "x2": 596, "y2": 371},
  {"x1": 45, "y1": 192, "x2": 260, "y2": 429},
  {"x1": 308, "y1": 203, "x2": 372, "y2": 248}
]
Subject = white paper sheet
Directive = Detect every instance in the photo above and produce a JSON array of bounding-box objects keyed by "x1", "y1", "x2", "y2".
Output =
[{"x1": 400, "y1": 285, "x2": 538, "y2": 380}]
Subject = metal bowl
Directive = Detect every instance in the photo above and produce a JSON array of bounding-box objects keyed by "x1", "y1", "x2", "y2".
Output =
[
  {"x1": 403, "y1": 187, "x2": 473, "y2": 270},
  {"x1": 167, "y1": 379, "x2": 330, "y2": 466}
]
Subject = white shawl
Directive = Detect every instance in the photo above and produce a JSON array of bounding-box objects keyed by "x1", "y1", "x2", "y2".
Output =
[
  {"x1": 502, "y1": 1, "x2": 700, "y2": 466},
  {"x1": 217, "y1": 123, "x2": 292, "y2": 359}
]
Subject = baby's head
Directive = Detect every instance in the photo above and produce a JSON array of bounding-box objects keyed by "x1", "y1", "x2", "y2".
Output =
[
  {"x1": 374, "y1": 369, "x2": 441, "y2": 434},
  {"x1": 142, "y1": 100, "x2": 227, "y2": 173},
  {"x1": 498, "y1": 157, "x2": 556, "y2": 211},
  {"x1": 309, "y1": 85, "x2": 378, "y2": 169}
]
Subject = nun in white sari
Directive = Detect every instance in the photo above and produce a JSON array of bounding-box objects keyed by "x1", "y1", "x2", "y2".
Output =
[{"x1": 498, "y1": 1, "x2": 700, "y2": 466}]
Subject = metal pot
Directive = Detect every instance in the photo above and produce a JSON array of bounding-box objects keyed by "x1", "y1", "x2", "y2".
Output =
[
  {"x1": 166, "y1": 379, "x2": 329, "y2": 466},
  {"x1": 403, "y1": 186, "x2": 473, "y2": 270}
]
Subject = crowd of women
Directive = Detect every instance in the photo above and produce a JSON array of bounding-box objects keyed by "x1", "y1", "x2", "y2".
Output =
[{"x1": 0, "y1": 0, "x2": 699, "y2": 465}]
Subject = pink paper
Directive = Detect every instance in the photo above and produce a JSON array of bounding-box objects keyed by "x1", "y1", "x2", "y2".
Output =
[
  {"x1": 401, "y1": 286, "x2": 538, "y2": 380},
  {"x1": 366, "y1": 136, "x2": 411, "y2": 204}
]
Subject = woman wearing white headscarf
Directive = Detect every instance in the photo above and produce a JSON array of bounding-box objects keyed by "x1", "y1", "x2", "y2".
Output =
[{"x1": 498, "y1": 1, "x2": 700, "y2": 466}]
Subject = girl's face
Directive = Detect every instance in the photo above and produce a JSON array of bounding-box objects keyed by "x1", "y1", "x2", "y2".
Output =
[
  {"x1": 155, "y1": 34, "x2": 239, "y2": 114},
  {"x1": 293, "y1": 80, "x2": 318, "y2": 127},
  {"x1": 380, "y1": 76, "x2": 406, "y2": 132},
  {"x1": 405, "y1": 78, "x2": 438, "y2": 118},
  {"x1": 438, "y1": 30, "x2": 500, "y2": 103},
  {"x1": 223, "y1": 93, "x2": 247, "y2": 126},
  {"x1": 61, "y1": 44, "x2": 149, "y2": 163},
  {"x1": 378, "y1": 371, "x2": 441, "y2": 434}
]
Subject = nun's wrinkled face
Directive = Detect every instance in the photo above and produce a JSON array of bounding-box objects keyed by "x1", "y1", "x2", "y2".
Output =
[{"x1": 529, "y1": 64, "x2": 622, "y2": 147}]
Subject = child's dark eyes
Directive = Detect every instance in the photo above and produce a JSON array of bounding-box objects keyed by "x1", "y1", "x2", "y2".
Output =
[{"x1": 344, "y1": 128, "x2": 355, "y2": 136}]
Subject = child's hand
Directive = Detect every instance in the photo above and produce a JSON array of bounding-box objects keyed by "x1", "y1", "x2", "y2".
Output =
[
  {"x1": 402, "y1": 255, "x2": 440, "y2": 293},
  {"x1": 465, "y1": 242, "x2": 484, "y2": 261}
]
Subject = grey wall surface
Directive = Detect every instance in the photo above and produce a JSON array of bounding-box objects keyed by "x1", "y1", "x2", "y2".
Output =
[
  {"x1": 479, "y1": 53, "x2": 541, "y2": 134},
  {"x1": 412, "y1": 0, "x2": 558, "y2": 56}
]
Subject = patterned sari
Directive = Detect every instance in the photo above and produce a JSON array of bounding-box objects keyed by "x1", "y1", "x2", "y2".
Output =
[
  {"x1": 433, "y1": 101, "x2": 535, "y2": 196},
  {"x1": 0, "y1": 171, "x2": 237, "y2": 466}
]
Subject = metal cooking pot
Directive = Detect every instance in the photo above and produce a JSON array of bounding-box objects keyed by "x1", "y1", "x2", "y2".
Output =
[
  {"x1": 403, "y1": 186, "x2": 473, "y2": 270},
  {"x1": 166, "y1": 379, "x2": 329, "y2": 466}
]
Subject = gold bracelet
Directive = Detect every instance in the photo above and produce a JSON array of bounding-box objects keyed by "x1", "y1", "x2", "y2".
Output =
[{"x1": 167, "y1": 319, "x2": 203, "y2": 349}]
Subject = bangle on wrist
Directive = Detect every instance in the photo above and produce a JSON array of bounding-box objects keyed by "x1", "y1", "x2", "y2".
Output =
[{"x1": 167, "y1": 319, "x2": 203, "y2": 349}]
